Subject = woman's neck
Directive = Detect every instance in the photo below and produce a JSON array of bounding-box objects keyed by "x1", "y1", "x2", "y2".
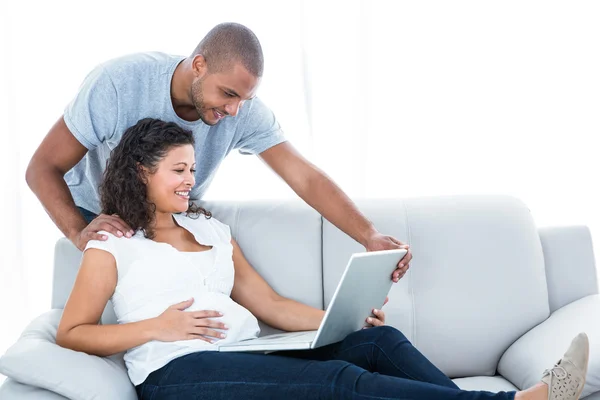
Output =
[{"x1": 152, "y1": 211, "x2": 178, "y2": 231}]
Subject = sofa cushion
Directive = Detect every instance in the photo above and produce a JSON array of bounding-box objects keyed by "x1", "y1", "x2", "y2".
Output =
[
  {"x1": 323, "y1": 195, "x2": 550, "y2": 378},
  {"x1": 498, "y1": 294, "x2": 600, "y2": 398},
  {"x1": 0, "y1": 378, "x2": 68, "y2": 400},
  {"x1": 0, "y1": 310, "x2": 136, "y2": 400},
  {"x1": 453, "y1": 376, "x2": 518, "y2": 392}
]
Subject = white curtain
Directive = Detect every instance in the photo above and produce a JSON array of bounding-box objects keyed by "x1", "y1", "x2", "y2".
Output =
[
  {"x1": 2, "y1": 0, "x2": 600, "y2": 376},
  {"x1": 1, "y1": 0, "x2": 27, "y2": 370}
]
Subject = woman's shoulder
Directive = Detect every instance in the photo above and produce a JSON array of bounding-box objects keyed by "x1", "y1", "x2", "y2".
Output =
[
  {"x1": 176, "y1": 212, "x2": 232, "y2": 241},
  {"x1": 85, "y1": 230, "x2": 120, "y2": 252},
  {"x1": 85, "y1": 229, "x2": 149, "y2": 255}
]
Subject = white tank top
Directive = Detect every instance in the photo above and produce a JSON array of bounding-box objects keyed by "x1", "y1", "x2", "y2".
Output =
[
  {"x1": 85, "y1": 213, "x2": 260, "y2": 385},
  {"x1": 182, "y1": 248, "x2": 217, "y2": 285}
]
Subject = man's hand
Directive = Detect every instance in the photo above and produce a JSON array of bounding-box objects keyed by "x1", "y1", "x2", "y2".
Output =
[
  {"x1": 73, "y1": 214, "x2": 134, "y2": 251},
  {"x1": 365, "y1": 233, "x2": 412, "y2": 283},
  {"x1": 365, "y1": 296, "x2": 388, "y2": 328}
]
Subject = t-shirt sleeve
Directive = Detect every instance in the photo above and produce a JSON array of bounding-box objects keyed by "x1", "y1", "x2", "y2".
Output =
[
  {"x1": 234, "y1": 97, "x2": 287, "y2": 155},
  {"x1": 63, "y1": 64, "x2": 119, "y2": 150}
]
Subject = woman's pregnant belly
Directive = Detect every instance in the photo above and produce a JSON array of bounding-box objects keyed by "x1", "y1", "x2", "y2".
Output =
[
  {"x1": 183, "y1": 291, "x2": 261, "y2": 345},
  {"x1": 120, "y1": 289, "x2": 261, "y2": 346},
  {"x1": 122, "y1": 291, "x2": 261, "y2": 385}
]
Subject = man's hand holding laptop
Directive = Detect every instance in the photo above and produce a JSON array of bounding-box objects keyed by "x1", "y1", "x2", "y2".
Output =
[{"x1": 364, "y1": 233, "x2": 412, "y2": 283}]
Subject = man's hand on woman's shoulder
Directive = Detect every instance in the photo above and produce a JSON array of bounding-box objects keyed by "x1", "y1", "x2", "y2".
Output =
[{"x1": 72, "y1": 214, "x2": 134, "y2": 251}]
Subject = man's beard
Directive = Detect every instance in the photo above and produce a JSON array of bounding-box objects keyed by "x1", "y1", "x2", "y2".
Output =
[{"x1": 191, "y1": 77, "x2": 214, "y2": 125}]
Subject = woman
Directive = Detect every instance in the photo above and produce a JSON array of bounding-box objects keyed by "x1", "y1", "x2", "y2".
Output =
[{"x1": 56, "y1": 118, "x2": 589, "y2": 400}]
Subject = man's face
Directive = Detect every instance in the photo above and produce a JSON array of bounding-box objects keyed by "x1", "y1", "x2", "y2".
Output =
[{"x1": 191, "y1": 61, "x2": 260, "y2": 126}]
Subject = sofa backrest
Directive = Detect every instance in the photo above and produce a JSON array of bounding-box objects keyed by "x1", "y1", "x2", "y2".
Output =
[
  {"x1": 52, "y1": 200, "x2": 324, "y2": 337},
  {"x1": 323, "y1": 195, "x2": 550, "y2": 378},
  {"x1": 52, "y1": 195, "x2": 553, "y2": 377},
  {"x1": 201, "y1": 200, "x2": 323, "y2": 336}
]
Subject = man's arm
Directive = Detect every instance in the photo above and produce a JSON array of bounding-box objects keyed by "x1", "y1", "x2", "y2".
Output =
[
  {"x1": 26, "y1": 117, "x2": 90, "y2": 244},
  {"x1": 26, "y1": 117, "x2": 132, "y2": 251},
  {"x1": 260, "y1": 142, "x2": 376, "y2": 246},
  {"x1": 259, "y1": 142, "x2": 412, "y2": 282}
]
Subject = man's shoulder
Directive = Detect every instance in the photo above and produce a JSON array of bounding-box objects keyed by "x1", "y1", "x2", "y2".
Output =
[
  {"x1": 99, "y1": 52, "x2": 184, "y2": 85},
  {"x1": 224, "y1": 96, "x2": 273, "y2": 128}
]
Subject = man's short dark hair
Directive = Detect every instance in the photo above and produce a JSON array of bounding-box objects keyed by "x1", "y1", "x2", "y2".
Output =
[{"x1": 193, "y1": 22, "x2": 264, "y2": 77}]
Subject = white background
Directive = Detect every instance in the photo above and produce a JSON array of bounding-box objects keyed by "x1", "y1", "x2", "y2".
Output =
[{"x1": 1, "y1": 0, "x2": 599, "y2": 385}]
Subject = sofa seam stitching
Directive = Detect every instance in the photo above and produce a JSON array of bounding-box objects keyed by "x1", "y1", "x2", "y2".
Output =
[
  {"x1": 320, "y1": 214, "x2": 325, "y2": 310},
  {"x1": 403, "y1": 199, "x2": 416, "y2": 347},
  {"x1": 234, "y1": 203, "x2": 241, "y2": 241}
]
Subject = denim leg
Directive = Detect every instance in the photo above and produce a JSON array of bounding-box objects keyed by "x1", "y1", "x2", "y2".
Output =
[
  {"x1": 281, "y1": 326, "x2": 459, "y2": 389},
  {"x1": 76, "y1": 206, "x2": 97, "y2": 224},
  {"x1": 137, "y1": 351, "x2": 516, "y2": 400}
]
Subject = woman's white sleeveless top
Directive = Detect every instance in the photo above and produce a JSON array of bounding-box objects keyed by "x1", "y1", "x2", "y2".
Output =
[{"x1": 85, "y1": 213, "x2": 260, "y2": 385}]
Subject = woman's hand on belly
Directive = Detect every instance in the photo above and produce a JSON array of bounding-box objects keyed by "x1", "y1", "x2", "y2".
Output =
[{"x1": 148, "y1": 297, "x2": 229, "y2": 343}]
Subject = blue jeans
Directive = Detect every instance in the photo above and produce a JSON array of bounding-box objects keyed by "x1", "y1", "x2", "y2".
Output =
[
  {"x1": 136, "y1": 326, "x2": 516, "y2": 400},
  {"x1": 77, "y1": 206, "x2": 97, "y2": 224}
]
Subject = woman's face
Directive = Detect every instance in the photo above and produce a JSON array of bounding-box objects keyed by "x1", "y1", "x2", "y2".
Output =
[{"x1": 145, "y1": 144, "x2": 196, "y2": 214}]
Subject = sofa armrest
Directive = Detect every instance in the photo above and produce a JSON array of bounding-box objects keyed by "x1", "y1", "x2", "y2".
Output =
[
  {"x1": 539, "y1": 226, "x2": 598, "y2": 313},
  {"x1": 498, "y1": 294, "x2": 600, "y2": 398}
]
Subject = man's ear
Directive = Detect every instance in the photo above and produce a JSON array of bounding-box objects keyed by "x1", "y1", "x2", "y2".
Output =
[{"x1": 191, "y1": 54, "x2": 208, "y2": 78}]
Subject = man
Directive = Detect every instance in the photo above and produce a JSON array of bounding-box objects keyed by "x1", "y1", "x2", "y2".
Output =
[{"x1": 26, "y1": 22, "x2": 411, "y2": 282}]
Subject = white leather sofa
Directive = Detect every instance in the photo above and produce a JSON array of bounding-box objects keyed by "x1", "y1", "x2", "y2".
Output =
[{"x1": 1, "y1": 195, "x2": 599, "y2": 399}]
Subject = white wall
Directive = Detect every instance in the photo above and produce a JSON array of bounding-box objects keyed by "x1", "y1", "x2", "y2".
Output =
[{"x1": 1, "y1": 0, "x2": 27, "y2": 384}]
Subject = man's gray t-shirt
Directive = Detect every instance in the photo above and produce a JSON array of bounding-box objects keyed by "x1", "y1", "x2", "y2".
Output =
[{"x1": 64, "y1": 52, "x2": 286, "y2": 214}]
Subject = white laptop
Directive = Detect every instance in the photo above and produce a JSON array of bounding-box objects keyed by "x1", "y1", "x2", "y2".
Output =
[{"x1": 217, "y1": 248, "x2": 408, "y2": 352}]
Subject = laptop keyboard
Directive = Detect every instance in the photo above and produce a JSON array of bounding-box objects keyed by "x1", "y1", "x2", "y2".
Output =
[{"x1": 256, "y1": 331, "x2": 314, "y2": 342}]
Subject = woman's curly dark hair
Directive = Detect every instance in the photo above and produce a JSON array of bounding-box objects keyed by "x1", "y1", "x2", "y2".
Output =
[{"x1": 100, "y1": 118, "x2": 211, "y2": 239}]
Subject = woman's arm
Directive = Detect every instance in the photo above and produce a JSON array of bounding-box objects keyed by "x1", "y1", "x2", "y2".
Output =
[
  {"x1": 56, "y1": 248, "x2": 156, "y2": 356},
  {"x1": 230, "y1": 239, "x2": 387, "y2": 331},
  {"x1": 230, "y1": 239, "x2": 325, "y2": 332},
  {"x1": 57, "y1": 248, "x2": 227, "y2": 356}
]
